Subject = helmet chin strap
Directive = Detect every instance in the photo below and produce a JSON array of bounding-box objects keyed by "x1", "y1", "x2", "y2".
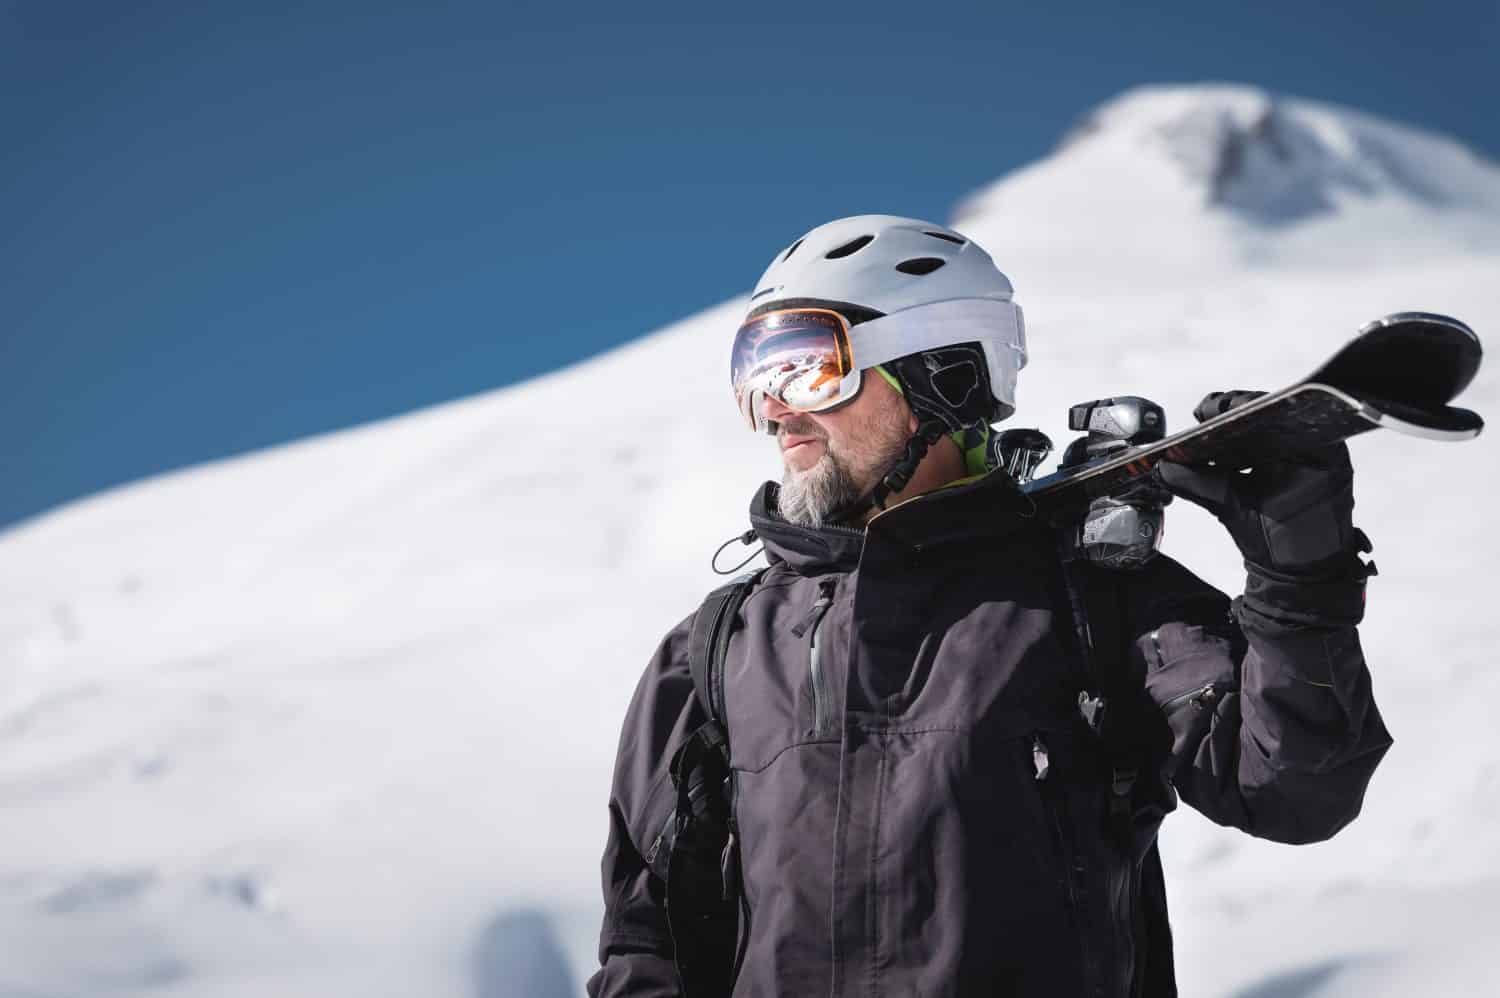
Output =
[{"x1": 828, "y1": 420, "x2": 949, "y2": 526}]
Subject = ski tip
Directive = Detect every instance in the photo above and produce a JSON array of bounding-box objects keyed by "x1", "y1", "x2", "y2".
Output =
[
  {"x1": 1313, "y1": 311, "x2": 1484, "y2": 408},
  {"x1": 1361, "y1": 311, "x2": 1477, "y2": 342}
]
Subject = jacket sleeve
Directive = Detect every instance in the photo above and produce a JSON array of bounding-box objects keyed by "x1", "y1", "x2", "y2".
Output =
[
  {"x1": 1126, "y1": 553, "x2": 1393, "y2": 845},
  {"x1": 587, "y1": 613, "x2": 703, "y2": 998}
]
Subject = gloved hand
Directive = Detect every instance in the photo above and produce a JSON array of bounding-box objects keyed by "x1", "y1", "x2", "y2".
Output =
[{"x1": 1154, "y1": 390, "x2": 1369, "y2": 575}]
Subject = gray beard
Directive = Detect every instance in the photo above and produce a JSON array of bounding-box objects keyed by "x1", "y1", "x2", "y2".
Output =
[
  {"x1": 777, "y1": 450, "x2": 864, "y2": 527},
  {"x1": 774, "y1": 398, "x2": 913, "y2": 528},
  {"x1": 777, "y1": 429, "x2": 910, "y2": 527}
]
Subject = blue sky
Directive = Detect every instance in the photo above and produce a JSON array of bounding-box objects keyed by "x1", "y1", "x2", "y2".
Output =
[{"x1": 2, "y1": 0, "x2": 1496, "y2": 529}]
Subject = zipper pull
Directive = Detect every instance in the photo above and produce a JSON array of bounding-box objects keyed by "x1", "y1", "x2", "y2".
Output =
[
  {"x1": 720, "y1": 828, "x2": 739, "y2": 901},
  {"x1": 1032, "y1": 734, "x2": 1050, "y2": 781},
  {"x1": 1148, "y1": 628, "x2": 1165, "y2": 669},
  {"x1": 1192, "y1": 683, "x2": 1219, "y2": 710},
  {"x1": 792, "y1": 578, "x2": 837, "y2": 638},
  {"x1": 1077, "y1": 690, "x2": 1107, "y2": 735}
]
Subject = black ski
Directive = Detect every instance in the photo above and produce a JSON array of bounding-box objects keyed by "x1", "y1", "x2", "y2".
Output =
[{"x1": 1021, "y1": 312, "x2": 1485, "y2": 512}]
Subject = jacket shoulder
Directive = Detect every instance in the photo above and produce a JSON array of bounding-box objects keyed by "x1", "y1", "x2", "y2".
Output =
[
  {"x1": 606, "y1": 611, "x2": 697, "y2": 839},
  {"x1": 1085, "y1": 553, "x2": 1238, "y2": 652},
  {"x1": 617, "y1": 609, "x2": 698, "y2": 759}
]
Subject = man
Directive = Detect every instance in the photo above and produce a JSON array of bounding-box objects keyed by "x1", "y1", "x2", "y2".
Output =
[{"x1": 589, "y1": 215, "x2": 1390, "y2": 997}]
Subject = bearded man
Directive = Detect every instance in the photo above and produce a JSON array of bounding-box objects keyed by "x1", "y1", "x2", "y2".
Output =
[{"x1": 587, "y1": 215, "x2": 1390, "y2": 997}]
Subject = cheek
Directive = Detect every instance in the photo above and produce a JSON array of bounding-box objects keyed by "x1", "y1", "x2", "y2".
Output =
[
  {"x1": 819, "y1": 397, "x2": 909, "y2": 470},
  {"x1": 820, "y1": 426, "x2": 849, "y2": 455}
]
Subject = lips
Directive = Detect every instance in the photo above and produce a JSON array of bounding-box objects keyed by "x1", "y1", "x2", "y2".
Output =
[{"x1": 781, "y1": 435, "x2": 821, "y2": 453}]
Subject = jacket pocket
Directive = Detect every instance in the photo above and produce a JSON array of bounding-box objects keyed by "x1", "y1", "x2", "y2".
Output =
[
  {"x1": 793, "y1": 578, "x2": 838, "y2": 737},
  {"x1": 639, "y1": 770, "x2": 681, "y2": 883},
  {"x1": 1142, "y1": 623, "x2": 1239, "y2": 755}
]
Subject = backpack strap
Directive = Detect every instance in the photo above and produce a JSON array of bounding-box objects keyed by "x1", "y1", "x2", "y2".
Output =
[
  {"x1": 664, "y1": 567, "x2": 765, "y2": 997},
  {"x1": 687, "y1": 569, "x2": 764, "y2": 725},
  {"x1": 1056, "y1": 539, "x2": 1149, "y2": 846},
  {"x1": 1057, "y1": 542, "x2": 1181, "y2": 998}
]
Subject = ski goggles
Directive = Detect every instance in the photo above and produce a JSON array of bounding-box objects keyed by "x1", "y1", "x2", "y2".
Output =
[{"x1": 730, "y1": 298, "x2": 1026, "y2": 433}]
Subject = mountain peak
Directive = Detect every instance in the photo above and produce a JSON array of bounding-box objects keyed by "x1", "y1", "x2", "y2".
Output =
[{"x1": 1055, "y1": 83, "x2": 1500, "y2": 224}]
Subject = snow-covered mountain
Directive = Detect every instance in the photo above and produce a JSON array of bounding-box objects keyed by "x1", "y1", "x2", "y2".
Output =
[{"x1": 2, "y1": 84, "x2": 1497, "y2": 997}]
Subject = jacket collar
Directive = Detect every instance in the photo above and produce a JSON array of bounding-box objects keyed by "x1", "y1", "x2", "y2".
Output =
[
  {"x1": 748, "y1": 472, "x2": 1044, "y2": 576},
  {"x1": 749, "y1": 482, "x2": 866, "y2": 574}
]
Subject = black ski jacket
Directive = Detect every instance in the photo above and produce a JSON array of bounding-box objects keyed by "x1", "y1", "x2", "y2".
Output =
[{"x1": 589, "y1": 474, "x2": 1391, "y2": 997}]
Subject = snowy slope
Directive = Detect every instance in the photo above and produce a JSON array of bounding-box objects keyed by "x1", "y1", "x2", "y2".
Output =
[{"x1": 2, "y1": 84, "x2": 1498, "y2": 997}]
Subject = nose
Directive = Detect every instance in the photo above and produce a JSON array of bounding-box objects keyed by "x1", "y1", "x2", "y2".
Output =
[{"x1": 761, "y1": 393, "x2": 795, "y2": 423}]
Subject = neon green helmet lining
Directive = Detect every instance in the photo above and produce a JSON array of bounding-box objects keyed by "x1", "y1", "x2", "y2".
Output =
[{"x1": 874, "y1": 365, "x2": 992, "y2": 477}]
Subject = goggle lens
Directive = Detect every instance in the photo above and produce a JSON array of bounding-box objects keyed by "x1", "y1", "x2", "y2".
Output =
[{"x1": 730, "y1": 309, "x2": 856, "y2": 430}]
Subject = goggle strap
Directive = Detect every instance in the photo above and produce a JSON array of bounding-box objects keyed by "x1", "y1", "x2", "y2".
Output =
[{"x1": 849, "y1": 298, "x2": 1025, "y2": 372}]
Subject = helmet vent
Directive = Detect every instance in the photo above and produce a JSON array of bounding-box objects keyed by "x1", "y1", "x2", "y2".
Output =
[
  {"x1": 924, "y1": 231, "x2": 966, "y2": 245},
  {"x1": 824, "y1": 235, "x2": 874, "y2": 259},
  {"x1": 895, "y1": 257, "x2": 946, "y2": 276},
  {"x1": 782, "y1": 238, "x2": 804, "y2": 261},
  {"x1": 749, "y1": 286, "x2": 778, "y2": 301}
]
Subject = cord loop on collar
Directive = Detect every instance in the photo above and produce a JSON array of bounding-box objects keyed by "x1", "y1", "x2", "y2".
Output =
[{"x1": 712, "y1": 529, "x2": 763, "y2": 575}]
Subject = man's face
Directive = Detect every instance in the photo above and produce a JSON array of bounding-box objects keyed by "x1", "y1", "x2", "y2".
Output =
[{"x1": 763, "y1": 372, "x2": 915, "y2": 527}]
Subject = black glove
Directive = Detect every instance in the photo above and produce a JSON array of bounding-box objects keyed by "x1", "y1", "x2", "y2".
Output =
[{"x1": 1155, "y1": 390, "x2": 1375, "y2": 627}]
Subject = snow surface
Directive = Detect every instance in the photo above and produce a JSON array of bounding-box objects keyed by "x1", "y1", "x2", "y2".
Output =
[{"x1": 2, "y1": 83, "x2": 1498, "y2": 997}]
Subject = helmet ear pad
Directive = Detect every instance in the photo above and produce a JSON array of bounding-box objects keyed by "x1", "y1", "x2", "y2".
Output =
[{"x1": 887, "y1": 343, "x2": 998, "y2": 433}]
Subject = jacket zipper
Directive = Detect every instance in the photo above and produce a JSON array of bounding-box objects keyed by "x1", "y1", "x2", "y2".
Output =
[
  {"x1": 1161, "y1": 681, "x2": 1232, "y2": 713},
  {"x1": 1030, "y1": 734, "x2": 1075, "y2": 912},
  {"x1": 1127, "y1": 858, "x2": 1146, "y2": 998},
  {"x1": 794, "y1": 578, "x2": 838, "y2": 736},
  {"x1": 1031, "y1": 734, "x2": 1051, "y2": 781},
  {"x1": 1153, "y1": 629, "x2": 1237, "y2": 715},
  {"x1": 642, "y1": 771, "x2": 681, "y2": 872}
]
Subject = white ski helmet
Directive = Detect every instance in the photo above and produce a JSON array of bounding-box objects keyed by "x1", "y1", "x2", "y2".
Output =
[{"x1": 742, "y1": 214, "x2": 1027, "y2": 422}]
